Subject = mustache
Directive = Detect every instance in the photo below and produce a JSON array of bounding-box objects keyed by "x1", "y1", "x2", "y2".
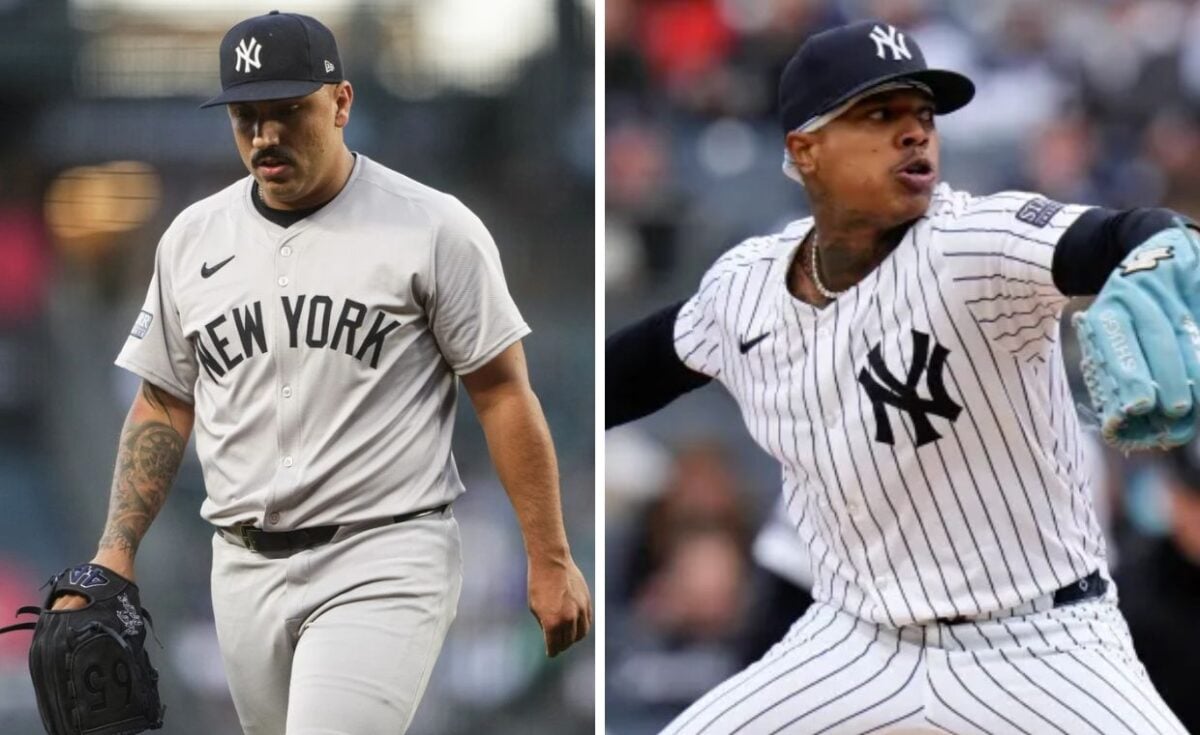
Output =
[{"x1": 251, "y1": 148, "x2": 295, "y2": 166}]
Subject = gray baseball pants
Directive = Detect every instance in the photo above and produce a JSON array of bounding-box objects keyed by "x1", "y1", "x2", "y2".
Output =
[{"x1": 209, "y1": 507, "x2": 462, "y2": 735}]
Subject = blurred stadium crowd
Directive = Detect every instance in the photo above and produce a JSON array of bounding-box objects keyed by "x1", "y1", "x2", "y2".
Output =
[
  {"x1": 0, "y1": 1, "x2": 594, "y2": 734},
  {"x1": 605, "y1": 0, "x2": 1200, "y2": 733}
]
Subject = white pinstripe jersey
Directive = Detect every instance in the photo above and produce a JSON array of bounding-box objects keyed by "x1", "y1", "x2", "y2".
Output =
[{"x1": 674, "y1": 183, "x2": 1108, "y2": 627}]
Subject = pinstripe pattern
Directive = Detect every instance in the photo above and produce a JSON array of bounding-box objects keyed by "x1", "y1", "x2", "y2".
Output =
[
  {"x1": 672, "y1": 185, "x2": 1108, "y2": 625},
  {"x1": 661, "y1": 597, "x2": 1186, "y2": 735},
  {"x1": 668, "y1": 184, "x2": 1183, "y2": 731}
]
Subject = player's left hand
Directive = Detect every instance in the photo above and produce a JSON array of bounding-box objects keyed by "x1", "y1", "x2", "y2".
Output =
[
  {"x1": 1073, "y1": 218, "x2": 1200, "y2": 451},
  {"x1": 527, "y1": 556, "x2": 592, "y2": 657}
]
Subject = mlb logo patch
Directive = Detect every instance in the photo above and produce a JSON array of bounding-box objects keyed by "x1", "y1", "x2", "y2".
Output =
[
  {"x1": 1015, "y1": 198, "x2": 1064, "y2": 228},
  {"x1": 131, "y1": 310, "x2": 153, "y2": 339}
]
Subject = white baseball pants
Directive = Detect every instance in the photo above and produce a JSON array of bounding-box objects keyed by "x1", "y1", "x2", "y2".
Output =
[{"x1": 660, "y1": 590, "x2": 1185, "y2": 734}]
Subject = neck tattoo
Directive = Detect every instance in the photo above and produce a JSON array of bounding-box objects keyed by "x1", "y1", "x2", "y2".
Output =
[{"x1": 809, "y1": 231, "x2": 845, "y2": 300}]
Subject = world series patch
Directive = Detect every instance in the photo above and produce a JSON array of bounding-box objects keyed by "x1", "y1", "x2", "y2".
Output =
[
  {"x1": 131, "y1": 310, "x2": 153, "y2": 339},
  {"x1": 1015, "y1": 198, "x2": 1064, "y2": 228}
]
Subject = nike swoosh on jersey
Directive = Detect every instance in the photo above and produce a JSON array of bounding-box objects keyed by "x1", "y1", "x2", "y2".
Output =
[
  {"x1": 201, "y1": 255, "x2": 236, "y2": 279},
  {"x1": 739, "y1": 332, "x2": 771, "y2": 354}
]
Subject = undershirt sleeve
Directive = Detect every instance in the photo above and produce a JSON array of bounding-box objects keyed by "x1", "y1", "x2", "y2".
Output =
[
  {"x1": 1051, "y1": 207, "x2": 1186, "y2": 296},
  {"x1": 605, "y1": 301, "x2": 712, "y2": 428}
]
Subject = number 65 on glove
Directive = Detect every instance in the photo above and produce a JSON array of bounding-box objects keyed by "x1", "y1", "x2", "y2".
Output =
[
  {"x1": 0, "y1": 564, "x2": 164, "y2": 735},
  {"x1": 1072, "y1": 218, "x2": 1200, "y2": 452}
]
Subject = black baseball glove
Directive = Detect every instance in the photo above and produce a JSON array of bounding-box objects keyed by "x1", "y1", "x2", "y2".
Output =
[{"x1": 0, "y1": 563, "x2": 164, "y2": 735}]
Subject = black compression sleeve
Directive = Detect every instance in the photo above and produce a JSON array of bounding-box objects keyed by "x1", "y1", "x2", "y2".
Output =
[
  {"x1": 1052, "y1": 207, "x2": 1182, "y2": 295},
  {"x1": 605, "y1": 301, "x2": 712, "y2": 429}
]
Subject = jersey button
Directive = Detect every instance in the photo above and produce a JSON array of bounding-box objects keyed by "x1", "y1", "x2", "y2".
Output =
[
  {"x1": 816, "y1": 327, "x2": 831, "y2": 339},
  {"x1": 282, "y1": 456, "x2": 293, "y2": 468},
  {"x1": 280, "y1": 245, "x2": 293, "y2": 257},
  {"x1": 268, "y1": 512, "x2": 281, "y2": 525},
  {"x1": 278, "y1": 276, "x2": 289, "y2": 287},
  {"x1": 282, "y1": 385, "x2": 293, "y2": 398},
  {"x1": 846, "y1": 500, "x2": 861, "y2": 516}
]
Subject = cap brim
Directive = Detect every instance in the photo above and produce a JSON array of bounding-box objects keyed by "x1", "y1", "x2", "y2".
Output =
[
  {"x1": 200, "y1": 79, "x2": 325, "y2": 109},
  {"x1": 824, "y1": 68, "x2": 975, "y2": 118},
  {"x1": 849, "y1": 67, "x2": 969, "y2": 114},
  {"x1": 900, "y1": 69, "x2": 975, "y2": 114},
  {"x1": 782, "y1": 68, "x2": 975, "y2": 186}
]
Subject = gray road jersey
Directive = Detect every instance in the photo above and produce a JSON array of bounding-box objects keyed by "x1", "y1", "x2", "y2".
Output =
[{"x1": 116, "y1": 155, "x2": 530, "y2": 529}]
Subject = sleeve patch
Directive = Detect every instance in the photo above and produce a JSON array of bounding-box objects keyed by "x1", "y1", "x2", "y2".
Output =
[
  {"x1": 131, "y1": 310, "x2": 153, "y2": 339},
  {"x1": 1015, "y1": 198, "x2": 1065, "y2": 228}
]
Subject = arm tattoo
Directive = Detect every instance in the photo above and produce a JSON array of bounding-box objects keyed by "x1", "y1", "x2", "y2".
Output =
[
  {"x1": 97, "y1": 420, "x2": 185, "y2": 556},
  {"x1": 140, "y1": 382, "x2": 174, "y2": 430}
]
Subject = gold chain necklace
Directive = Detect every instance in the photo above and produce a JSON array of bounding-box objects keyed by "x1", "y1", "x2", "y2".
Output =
[{"x1": 809, "y1": 230, "x2": 845, "y2": 299}]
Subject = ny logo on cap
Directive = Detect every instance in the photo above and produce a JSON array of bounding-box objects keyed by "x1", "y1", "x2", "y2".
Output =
[
  {"x1": 235, "y1": 37, "x2": 263, "y2": 74},
  {"x1": 869, "y1": 25, "x2": 912, "y2": 61}
]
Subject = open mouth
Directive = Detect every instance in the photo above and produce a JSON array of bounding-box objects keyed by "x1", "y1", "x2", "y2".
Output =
[
  {"x1": 899, "y1": 159, "x2": 933, "y2": 176},
  {"x1": 895, "y1": 157, "x2": 935, "y2": 192}
]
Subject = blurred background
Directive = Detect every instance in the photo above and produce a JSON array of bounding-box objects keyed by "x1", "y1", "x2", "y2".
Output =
[
  {"x1": 0, "y1": 1, "x2": 594, "y2": 733},
  {"x1": 606, "y1": 0, "x2": 1200, "y2": 733}
]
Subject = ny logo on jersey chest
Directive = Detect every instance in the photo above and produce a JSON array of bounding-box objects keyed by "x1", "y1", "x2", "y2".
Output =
[{"x1": 857, "y1": 330, "x2": 961, "y2": 446}]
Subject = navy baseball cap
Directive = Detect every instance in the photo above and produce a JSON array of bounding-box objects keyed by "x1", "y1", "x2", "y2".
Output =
[
  {"x1": 201, "y1": 10, "x2": 344, "y2": 108},
  {"x1": 778, "y1": 20, "x2": 975, "y2": 133}
]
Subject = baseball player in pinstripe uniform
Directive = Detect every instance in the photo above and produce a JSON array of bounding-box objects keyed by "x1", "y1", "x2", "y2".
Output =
[
  {"x1": 608, "y1": 20, "x2": 1191, "y2": 734},
  {"x1": 50, "y1": 11, "x2": 591, "y2": 734}
]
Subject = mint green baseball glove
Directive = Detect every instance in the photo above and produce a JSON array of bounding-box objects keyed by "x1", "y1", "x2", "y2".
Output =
[{"x1": 1071, "y1": 218, "x2": 1200, "y2": 451}]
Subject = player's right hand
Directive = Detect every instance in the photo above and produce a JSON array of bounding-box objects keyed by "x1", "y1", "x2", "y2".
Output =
[
  {"x1": 50, "y1": 554, "x2": 136, "y2": 610},
  {"x1": 50, "y1": 593, "x2": 89, "y2": 611}
]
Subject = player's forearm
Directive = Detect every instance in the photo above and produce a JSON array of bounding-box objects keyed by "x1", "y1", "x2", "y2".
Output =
[
  {"x1": 1052, "y1": 207, "x2": 1188, "y2": 295},
  {"x1": 95, "y1": 382, "x2": 194, "y2": 571},
  {"x1": 473, "y1": 386, "x2": 572, "y2": 565}
]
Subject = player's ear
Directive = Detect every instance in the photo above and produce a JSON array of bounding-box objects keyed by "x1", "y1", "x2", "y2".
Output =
[
  {"x1": 332, "y1": 81, "x2": 353, "y2": 128},
  {"x1": 786, "y1": 131, "x2": 818, "y2": 177}
]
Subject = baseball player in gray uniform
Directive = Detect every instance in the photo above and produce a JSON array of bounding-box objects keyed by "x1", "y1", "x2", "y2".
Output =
[
  {"x1": 608, "y1": 21, "x2": 1191, "y2": 734},
  {"x1": 51, "y1": 11, "x2": 591, "y2": 734}
]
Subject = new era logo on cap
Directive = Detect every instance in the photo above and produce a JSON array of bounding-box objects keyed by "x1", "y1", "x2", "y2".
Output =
[{"x1": 202, "y1": 10, "x2": 344, "y2": 108}]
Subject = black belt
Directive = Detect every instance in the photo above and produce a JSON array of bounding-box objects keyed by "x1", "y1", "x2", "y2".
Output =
[
  {"x1": 938, "y1": 570, "x2": 1107, "y2": 625},
  {"x1": 226, "y1": 503, "x2": 450, "y2": 553}
]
